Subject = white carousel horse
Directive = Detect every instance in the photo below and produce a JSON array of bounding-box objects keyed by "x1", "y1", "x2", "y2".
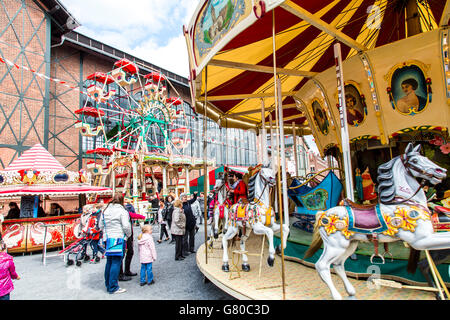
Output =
[
  {"x1": 304, "y1": 143, "x2": 448, "y2": 300},
  {"x1": 221, "y1": 165, "x2": 290, "y2": 272},
  {"x1": 210, "y1": 172, "x2": 230, "y2": 240}
]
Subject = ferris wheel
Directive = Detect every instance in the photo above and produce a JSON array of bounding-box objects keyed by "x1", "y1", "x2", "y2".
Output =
[{"x1": 74, "y1": 58, "x2": 192, "y2": 185}]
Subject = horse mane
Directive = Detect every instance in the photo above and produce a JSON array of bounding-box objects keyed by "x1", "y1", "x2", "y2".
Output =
[
  {"x1": 247, "y1": 171, "x2": 259, "y2": 201},
  {"x1": 377, "y1": 156, "x2": 399, "y2": 203}
]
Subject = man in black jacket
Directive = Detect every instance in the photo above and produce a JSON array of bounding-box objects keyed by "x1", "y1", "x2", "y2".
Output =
[{"x1": 180, "y1": 192, "x2": 197, "y2": 256}]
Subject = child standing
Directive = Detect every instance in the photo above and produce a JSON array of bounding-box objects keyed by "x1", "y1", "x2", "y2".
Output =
[
  {"x1": 0, "y1": 240, "x2": 20, "y2": 300},
  {"x1": 86, "y1": 206, "x2": 106, "y2": 263},
  {"x1": 137, "y1": 225, "x2": 157, "y2": 286}
]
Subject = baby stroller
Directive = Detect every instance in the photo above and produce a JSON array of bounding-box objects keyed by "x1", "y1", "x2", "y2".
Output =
[
  {"x1": 59, "y1": 236, "x2": 92, "y2": 267},
  {"x1": 59, "y1": 209, "x2": 94, "y2": 266}
]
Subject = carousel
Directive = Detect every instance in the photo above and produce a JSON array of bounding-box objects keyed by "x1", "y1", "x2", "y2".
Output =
[
  {"x1": 74, "y1": 58, "x2": 215, "y2": 214},
  {"x1": 0, "y1": 144, "x2": 112, "y2": 253},
  {"x1": 185, "y1": 0, "x2": 450, "y2": 299}
]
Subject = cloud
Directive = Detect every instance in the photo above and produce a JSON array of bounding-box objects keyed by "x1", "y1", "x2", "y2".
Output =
[{"x1": 60, "y1": 0, "x2": 199, "y2": 77}]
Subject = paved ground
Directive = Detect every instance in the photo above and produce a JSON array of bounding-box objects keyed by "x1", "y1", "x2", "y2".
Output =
[{"x1": 9, "y1": 223, "x2": 235, "y2": 300}]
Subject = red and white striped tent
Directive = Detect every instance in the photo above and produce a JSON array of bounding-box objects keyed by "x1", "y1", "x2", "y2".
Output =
[
  {"x1": 3, "y1": 143, "x2": 65, "y2": 172},
  {"x1": 0, "y1": 144, "x2": 112, "y2": 197}
]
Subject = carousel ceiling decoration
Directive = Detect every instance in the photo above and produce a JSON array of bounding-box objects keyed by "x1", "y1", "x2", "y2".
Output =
[{"x1": 185, "y1": 0, "x2": 449, "y2": 146}]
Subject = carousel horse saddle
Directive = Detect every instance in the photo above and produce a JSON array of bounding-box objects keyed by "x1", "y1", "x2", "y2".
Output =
[
  {"x1": 236, "y1": 204, "x2": 249, "y2": 220},
  {"x1": 344, "y1": 199, "x2": 388, "y2": 234}
]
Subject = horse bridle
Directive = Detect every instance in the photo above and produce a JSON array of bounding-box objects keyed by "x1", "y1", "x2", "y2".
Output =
[
  {"x1": 251, "y1": 171, "x2": 274, "y2": 205},
  {"x1": 380, "y1": 154, "x2": 427, "y2": 206}
]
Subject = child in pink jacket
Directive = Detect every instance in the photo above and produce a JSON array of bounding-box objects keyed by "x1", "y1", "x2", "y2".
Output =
[
  {"x1": 0, "y1": 240, "x2": 20, "y2": 300},
  {"x1": 137, "y1": 225, "x2": 157, "y2": 286}
]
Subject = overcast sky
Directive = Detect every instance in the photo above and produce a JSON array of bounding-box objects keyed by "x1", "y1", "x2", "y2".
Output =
[{"x1": 60, "y1": 0, "x2": 198, "y2": 78}]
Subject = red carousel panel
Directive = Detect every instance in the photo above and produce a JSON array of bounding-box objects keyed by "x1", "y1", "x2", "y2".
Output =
[
  {"x1": 86, "y1": 148, "x2": 113, "y2": 156},
  {"x1": 166, "y1": 97, "x2": 183, "y2": 105},
  {"x1": 74, "y1": 106, "x2": 105, "y2": 118},
  {"x1": 144, "y1": 72, "x2": 167, "y2": 82},
  {"x1": 114, "y1": 58, "x2": 139, "y2": 74},
  {"x1": 86, "y1": 72, "x2": 115, "y2": 85}
]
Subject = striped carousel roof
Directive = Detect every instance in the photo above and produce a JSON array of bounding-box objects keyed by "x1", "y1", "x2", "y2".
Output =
[
  {"x1": 3, "y1": 144, "x2": 65, "y2": 172},
  {"x1": 186, "y1": 0, "x2": 447, "y2": 131}
]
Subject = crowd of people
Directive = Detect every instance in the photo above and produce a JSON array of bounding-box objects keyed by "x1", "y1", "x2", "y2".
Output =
[{"x1": 0, "y1": 171, "x2": 249, "y2": 298}]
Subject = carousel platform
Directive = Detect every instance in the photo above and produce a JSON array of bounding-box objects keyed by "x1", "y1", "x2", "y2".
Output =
[
  {"x1": 196, "y1": 230, "x2": 437, "y2": 300},
  {"x1": 273, "y1": 217, "x2": 450, "y2": 286}
]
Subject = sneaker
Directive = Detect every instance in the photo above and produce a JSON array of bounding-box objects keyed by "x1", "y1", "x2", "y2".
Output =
[
  {"x1": 140, "y1": 283, "x2": 146, "y2": 287},
  {"x1": 148, "y1": 280, "x2": 155, "y2": 285},
  {"x1": 113, "y1": 288, "x2": 127, "y2": 294}
]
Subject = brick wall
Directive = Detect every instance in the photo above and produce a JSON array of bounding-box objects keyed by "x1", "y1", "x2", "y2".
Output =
[{"x1": 0, "y1": 0, "x2": 48, "y2": 168}]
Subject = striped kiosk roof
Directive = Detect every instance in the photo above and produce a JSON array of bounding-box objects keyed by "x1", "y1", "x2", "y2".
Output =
[{"x1": 4, "y1": 144, "x2": 65, "y2": 172}]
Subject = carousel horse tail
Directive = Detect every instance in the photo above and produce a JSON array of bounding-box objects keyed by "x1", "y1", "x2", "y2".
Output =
[
  {"x1": 304, "y1": 213, "x2": 323, "y2": 259},
  {"x1": 407, "y1": 247, "x2": 421, "y2": 274}
]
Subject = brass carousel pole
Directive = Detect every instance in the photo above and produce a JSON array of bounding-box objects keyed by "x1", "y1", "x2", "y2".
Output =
[
  {"x1": 272, "y1": 9, "x2": 286, "y2": 300},
  {"x1": 203, "y1": 66, "x2": 209, "y2": 265}
]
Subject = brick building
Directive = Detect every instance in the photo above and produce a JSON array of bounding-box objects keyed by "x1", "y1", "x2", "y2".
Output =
[{"x1": 0, "y1": 0, "x2": 192, "y2": 171}]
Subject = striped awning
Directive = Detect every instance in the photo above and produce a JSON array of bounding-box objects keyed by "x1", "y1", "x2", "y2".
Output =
[
  {"x1": 3, "y1": 144, "x2": 65, "y2": 172},
  {"x1": 185, "y1": 0, "x2": 446, "y2": 132},
  {"x1": 0, "y1": 185, "x2": 112, "y2": 198}
]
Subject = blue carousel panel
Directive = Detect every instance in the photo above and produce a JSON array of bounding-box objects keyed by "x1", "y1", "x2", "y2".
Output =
[{"x1": 289, "y1": 171, "x2": 343, "y2": 232}]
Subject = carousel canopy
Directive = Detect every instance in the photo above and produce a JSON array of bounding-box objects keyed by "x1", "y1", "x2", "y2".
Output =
[
  {"x1": 3, "y1": 144, "x2": 65, "y2": 172},
  {"x1": 0, "y1": 144, "x2": 112, "y2": 198},
  {"x1": 0, "y1": 185, "x2": 112, "y2": 198},
  {"x1": 185, "y1": 0, "x2": 448, "y2": 135}
]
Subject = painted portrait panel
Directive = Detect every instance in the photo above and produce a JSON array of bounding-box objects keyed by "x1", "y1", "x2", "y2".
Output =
[
  {"x1": 389, "y1": 64, "x2": 429, "y2": 115},
  {"x1": 194, "y1": 0, "x2": 247, "y2": 58},
  {"x1": 344, "y1": 83, "x2": 366, "y2": 127},
  {"x1": 312, "y1": 99, "x2": 329, "y2": 135}
]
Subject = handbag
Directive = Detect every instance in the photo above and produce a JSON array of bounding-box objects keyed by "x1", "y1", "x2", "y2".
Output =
[{"x1": 102, "y1": 212, "x2": 124, "y2": 257}]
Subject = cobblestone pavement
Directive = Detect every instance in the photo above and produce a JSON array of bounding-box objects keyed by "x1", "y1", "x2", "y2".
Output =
[{"x1": 9, "y1": 223, "x2": 235, "y2": 300}]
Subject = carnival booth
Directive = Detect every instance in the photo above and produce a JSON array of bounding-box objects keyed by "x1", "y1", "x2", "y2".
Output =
[
  {"x1": 0, "y1": 144, "x2": 112, "y2": 253},
  {"x1": 186, "y1": 0, "x2": 450, "y2": 299}
]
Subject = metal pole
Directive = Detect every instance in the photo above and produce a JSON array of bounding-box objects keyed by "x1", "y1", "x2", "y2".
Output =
[
  {"x1": 261, "y1": 98, "x2": 268, "y2": 165},
  {"x1": 203, "y1": 66, "x2": 209, "y2": 265},
  {"x1": 292, "y1": 121, "x2": 299, "y2": 176},
  {"x1": 272, "y1": 10, "x2": 286, "y2": 300},
  {"x1": 334, "y1": 43, "x2": 354, "y2": 201}
]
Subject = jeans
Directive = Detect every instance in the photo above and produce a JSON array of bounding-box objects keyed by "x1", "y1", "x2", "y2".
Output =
[
  {"x1": 0, "y1": 293, "x2": 10, "y2": 300},
  {"x1": 183, "y1": 228, "x2": 195, "y2": 253},
  {"x1": 90, "y1": 239, "x2": 106, "y2": 257},
  {"x1": 140, "y1": 263, "x2": 154, "y2": 284},
  {"x1": 104, "y1": 242, "x2": 125, "y2": 293}
]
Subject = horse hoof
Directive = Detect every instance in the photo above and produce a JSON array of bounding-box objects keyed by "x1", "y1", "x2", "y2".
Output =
[
  {"x1": 214, "y1": 233, "x2": 218, "y2": 239},
  {"x1": 275, "y1": 245, "x2": 282, "y2": 255},
  {"x1": 242, "y1": 264, "x2": 250, "y2": 272},
  {"x1": 222, "y1": 263, "x2": 229, "y2": 272},
  {"x1": 267, "y1": 257, "x2": 275, "y2": 267}
]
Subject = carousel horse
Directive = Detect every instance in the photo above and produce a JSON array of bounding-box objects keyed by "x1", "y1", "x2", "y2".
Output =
[
  {"x1": 221, "y1": 165, "x2": 290, "y2": 272},
  {"x1": 210, "y1": 173, "x2": 230, "y2": 241},
  {"x1": 304, "y1": 143, "x2": 447, "y2": 300}
]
